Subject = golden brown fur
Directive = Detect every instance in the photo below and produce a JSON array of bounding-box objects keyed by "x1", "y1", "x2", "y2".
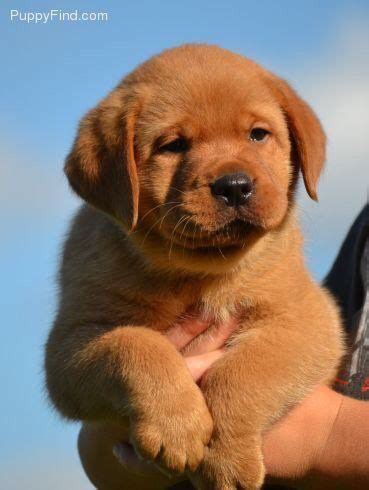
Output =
[{"x1": 45, "y1": 44, "x2": 344, "y2": 489}]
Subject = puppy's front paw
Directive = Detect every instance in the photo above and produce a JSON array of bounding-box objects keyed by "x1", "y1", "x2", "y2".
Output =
[
  {"x1": 192, "y1": 440, "x2": 265, "y2": 490},
  {"x1": 130, "y1": 386, "x2": 213, "y2": 474}
]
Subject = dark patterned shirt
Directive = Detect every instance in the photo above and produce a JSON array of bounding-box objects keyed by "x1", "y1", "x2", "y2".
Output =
[{"x1": 325, "y1": 204, "x2": 369, "y2": 399}]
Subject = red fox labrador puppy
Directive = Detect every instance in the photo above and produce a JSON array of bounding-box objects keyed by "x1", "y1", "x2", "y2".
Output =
[{"x1": 45, "y1": 44, "x2": 344, "y2": 489}]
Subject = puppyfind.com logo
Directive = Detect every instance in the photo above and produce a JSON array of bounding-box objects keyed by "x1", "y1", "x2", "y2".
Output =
[{"x1": 9, "y1": 9, "x2": 109, "y2": 24}]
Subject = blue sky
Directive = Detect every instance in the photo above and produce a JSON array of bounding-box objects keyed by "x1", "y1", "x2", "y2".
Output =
[{"x1": 1, "y1": 1, "x2": 368, "y2": 488}]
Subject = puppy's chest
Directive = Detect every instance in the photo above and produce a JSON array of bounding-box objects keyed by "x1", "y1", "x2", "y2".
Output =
[
  {"x1": 144, "y1": 280, "x2": 253, "y2": 332},
  {"x1": 198, "y1": 287, "x2": 250, "y2": 323}
]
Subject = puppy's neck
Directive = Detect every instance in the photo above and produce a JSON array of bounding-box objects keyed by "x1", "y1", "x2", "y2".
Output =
[{"x1": 120, "y1": 207, "x2": 305, "y2": 316}]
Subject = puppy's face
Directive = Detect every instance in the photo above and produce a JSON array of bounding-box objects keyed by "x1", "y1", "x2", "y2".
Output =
[
  {"x1": 65, "y1": 45, "x2": 325, "y2": 273},
  {"x1": 137, "y1": 75, "x2": 290, "y2": 254}
]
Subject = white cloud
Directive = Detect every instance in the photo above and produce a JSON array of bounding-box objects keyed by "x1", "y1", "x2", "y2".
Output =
[
  {"x1": 0, "y1": 146, "x2": 78, "y2": 225},
  {"x1": 293, "y1": 17, "x2": 369, "y2": 276}
]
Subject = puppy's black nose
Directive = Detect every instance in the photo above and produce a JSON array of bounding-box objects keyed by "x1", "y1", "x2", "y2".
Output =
[{"x1": 210, "y1": 173, "x2": 254, "y2": 207}]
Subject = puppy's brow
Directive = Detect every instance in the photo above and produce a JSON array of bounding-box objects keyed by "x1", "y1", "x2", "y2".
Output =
[
  {"x1": 152, "y1": 129, "x2": 180, "y2": 149},
  {"x1": 155, "y1": 134, "x2": 180, "y2": 147}
]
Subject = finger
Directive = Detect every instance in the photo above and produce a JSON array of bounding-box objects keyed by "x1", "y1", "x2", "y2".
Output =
[
  {"x1": 113, "y1": 442, "x2": 174, "y2": 479},
  {"x1": 113, "y1": 442, "x2": 151, "y2": 473},
  {"x1": 166, "y1": 317, "x2": 209, "y2": 350},
  {"x1": 185, "y1": 349, "x2": 224, "y2": 382},
  {"x1": 183, "y1": 318, "x2": 238, "y2": 356}
]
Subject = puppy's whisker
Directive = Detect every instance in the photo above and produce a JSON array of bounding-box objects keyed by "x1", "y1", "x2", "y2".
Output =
[
  {"x1": 140, "y1": 215, "x2": 167, "y2": 247},
  {"x1": 180, "y1": 217, "x2": 192, "y2": 257},
  {"x1": 168, "y1": 215, "x2": 189, "y2": 260},
  {"x1": 189, "y1": 221, "x2": 200, "y2": 260},
  {"x1": 168, "y1": 186, "x2": 187, "y2": 196},
  {"x1": 140, "y1": 201, "x2": 180, "y2": 223},
  {"x1": 171, "y1": 215, "x2": 188, "y2": 240},
  {"x1": 191, "y1": 221, "x2": 198, "y2": 250},
  {"x1": 158, "y1": 204, "x2": 183, "y2": 229},
  {"x1": 140, "y1": 204, "x2": 182, "y2": 247},
  {"x1": 218, "y1": 246, "x2": 226, "y2": 260},
  {"x1": 179, "y1": 215, "x2": 192, "y2": 242}
]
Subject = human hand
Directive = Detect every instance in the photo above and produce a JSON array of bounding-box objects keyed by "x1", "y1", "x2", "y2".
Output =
[
  {"x1": 113, "y1": 315, "x2": 238, "y2": 479},
  {"x1": 166, "y1": 314, "x2": 238, "y2": 380},
  {"x1": 109, "y1": 316, "x2": 348, "y2": 488}
]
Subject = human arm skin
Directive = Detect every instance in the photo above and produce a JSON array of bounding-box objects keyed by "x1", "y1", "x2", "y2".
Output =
[{"x1": 78, "y1": 319, "x2": 369, "y2": 489}]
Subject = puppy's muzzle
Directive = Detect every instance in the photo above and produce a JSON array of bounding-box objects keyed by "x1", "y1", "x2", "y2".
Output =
[{"x1": 210, "y1": 172, "x2": 254, "y2": 207}]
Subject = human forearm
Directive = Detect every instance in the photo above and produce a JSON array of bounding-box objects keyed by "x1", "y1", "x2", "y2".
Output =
[
  {"x1": 264, "y1": 385, "x2": 369, "y2": 489},
  {"x1": 312, "y1": 392, "x2": 369, "y2": 489}
]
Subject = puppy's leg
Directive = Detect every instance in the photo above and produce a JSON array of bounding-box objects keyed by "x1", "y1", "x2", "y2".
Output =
[
  {"x1": 191, "y1": 308, "x2": 343, "y2": 490},
  {"x1": 45, "y1": 324, "x2": 213, "y2": 473}
]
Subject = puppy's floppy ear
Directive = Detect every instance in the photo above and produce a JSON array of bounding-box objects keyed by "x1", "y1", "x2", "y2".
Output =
[
  {"x1": 64, "y1": 94, "x2": 139, "y2": 230},
  {"x1": 268, "y1": 77, "x2": 326, "y2": 201}
]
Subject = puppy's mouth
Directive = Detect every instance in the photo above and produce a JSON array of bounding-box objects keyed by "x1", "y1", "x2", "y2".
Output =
[{"x1": 164, "y1": 217, "x2": 262, "y2": 252}]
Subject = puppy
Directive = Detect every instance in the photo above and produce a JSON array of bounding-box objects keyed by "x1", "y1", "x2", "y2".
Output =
[{"x1": 45, "y1": 44, "x2": 344, "y2": 489}]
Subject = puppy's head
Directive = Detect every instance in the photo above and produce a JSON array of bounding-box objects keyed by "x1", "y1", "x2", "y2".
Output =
[{"x1": 65, "y1": 45, "x2": 325, "y2": 273}]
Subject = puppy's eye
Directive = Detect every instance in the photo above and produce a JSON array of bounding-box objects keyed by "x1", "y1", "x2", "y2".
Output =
[
  {"x1": 249, "y1": 128, "x2": 270, "y2": 142},
  {"x1": 158, "y1": 137, "x2": 188, "y2": 154}
]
